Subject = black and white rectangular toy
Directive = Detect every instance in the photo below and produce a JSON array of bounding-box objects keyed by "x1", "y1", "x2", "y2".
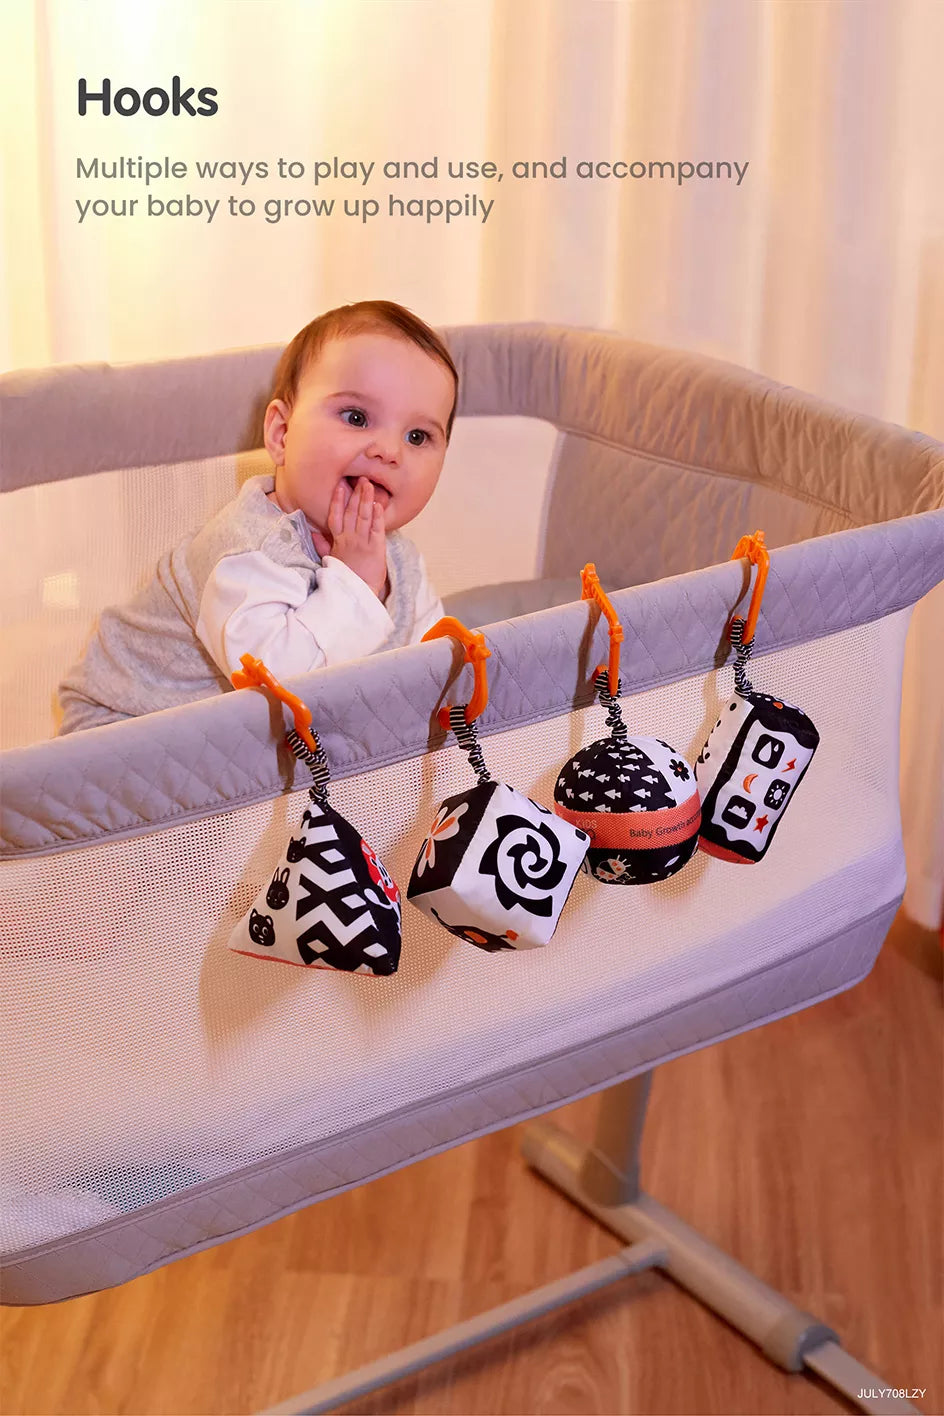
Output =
[{"x1": 696, "y1": 690, "x2": 819, "y2": 864}]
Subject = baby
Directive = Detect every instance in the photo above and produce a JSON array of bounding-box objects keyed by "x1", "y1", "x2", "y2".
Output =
[{"x1": 57, "y1": 300, "x2": 456, "y2": 734}]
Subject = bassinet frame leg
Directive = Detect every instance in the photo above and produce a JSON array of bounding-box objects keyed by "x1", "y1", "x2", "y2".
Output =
[
  {"x1": 520, "y1": 1072, "x2": 920, "y2": 1415},
  {"x1": 260, "y1": 1070, "x2": 918, "y2": 1416},
  {"x1": 259, "y1": 1238, "x2": 667, "y2": 1415}
]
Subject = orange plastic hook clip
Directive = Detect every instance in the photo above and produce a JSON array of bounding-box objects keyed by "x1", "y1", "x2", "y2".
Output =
[
  {"x1": 422, "y1": 616, "x2": 491, "y2": 730},
  {"x1": 230, "y1": 653, "x2": 319, "y2": 754},
  {"x1": 581, "y1": 563, "x2": 624, "y2": 696},
  {"x1": 729, "y1": 530, "x2": 770, "y2": 646}
]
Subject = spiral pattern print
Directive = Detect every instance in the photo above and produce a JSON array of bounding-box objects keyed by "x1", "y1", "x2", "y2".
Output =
[{"x1": 478, "y1": 810, "x2": 567, "y2": 916}]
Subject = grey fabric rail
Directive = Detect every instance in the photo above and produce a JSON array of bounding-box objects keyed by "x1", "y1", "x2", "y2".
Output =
[
  {"x1": 3, "y1": 324, "x2": 943, "y2": 525},
  {"x1": 2, "y1": 510, "x2": 942, "y2": 858}
]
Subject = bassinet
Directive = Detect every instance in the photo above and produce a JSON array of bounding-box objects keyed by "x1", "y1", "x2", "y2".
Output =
[{"x1": 2, "y1": 324, "x2": 942, "y2": 1414}]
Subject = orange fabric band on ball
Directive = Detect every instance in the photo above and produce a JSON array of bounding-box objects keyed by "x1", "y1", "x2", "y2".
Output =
[{"x1": 554, "y1": 792, "x2": 701, "y2": 848}]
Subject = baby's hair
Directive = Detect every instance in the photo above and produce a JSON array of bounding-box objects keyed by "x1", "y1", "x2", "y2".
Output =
[{"x1": 270, "y1": 300, "x2": 459, "y2": 440}]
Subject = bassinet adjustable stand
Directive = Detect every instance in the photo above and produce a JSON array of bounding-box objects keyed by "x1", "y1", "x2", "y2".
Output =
[{"x1": 262, "y1": 1072, "x2": 917, "y2": 1416}]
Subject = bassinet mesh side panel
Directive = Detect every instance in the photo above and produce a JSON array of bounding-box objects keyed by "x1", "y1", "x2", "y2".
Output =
[
  {"x1": 0, "y1": 451, "x2": 263, "y2": 750},
  {"x1": 0, "y1": 419, "x2": 559, "y2": 750},
  {"x1": 0, "y1": 614, "x2": 907, "y2": 1259}
]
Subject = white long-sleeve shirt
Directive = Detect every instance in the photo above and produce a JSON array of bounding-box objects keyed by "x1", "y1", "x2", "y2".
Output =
[{"x1": 58, "y1": 474, "x2": 443, "y2": 733}]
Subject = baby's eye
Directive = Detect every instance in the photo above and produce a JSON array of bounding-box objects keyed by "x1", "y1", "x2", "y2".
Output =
[
  {"x1": 406, "y1": 428, "x2": 430, "y2": 446},
  {"x1": 340, "y1": 408, "x2": 368, "y2": 428}
]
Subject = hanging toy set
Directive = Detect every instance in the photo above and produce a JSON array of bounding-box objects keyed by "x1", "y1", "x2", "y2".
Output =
[
  {"x1": 225, "y1": 656, "x2": 402, "y2": 975},
  {"x1": 226, "y1": 535, "x2": 820, "y2": 972},
  {"x1": 553, "y1": 567, "x2": 701, "y2": 885},
  {"x1": 406, "y1": 619, "x2": 591, "y2": 951},
  {"x1": 695, "y1": 532, "x2": 820, "y2": 864}
]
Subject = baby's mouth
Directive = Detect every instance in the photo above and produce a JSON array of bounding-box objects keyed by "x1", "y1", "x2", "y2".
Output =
[{"x1": 344, "y1": 474, "x2": 391, "y2": 508}]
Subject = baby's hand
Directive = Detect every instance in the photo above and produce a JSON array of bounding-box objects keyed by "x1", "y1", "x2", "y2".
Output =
[{"x1": 310, "y1": 477, "x2": 388, "y2": 600}]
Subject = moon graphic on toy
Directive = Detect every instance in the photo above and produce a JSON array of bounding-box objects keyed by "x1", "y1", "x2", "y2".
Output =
[{"x1": 743, "y1": 773, "x2": 757, "y2": 792}]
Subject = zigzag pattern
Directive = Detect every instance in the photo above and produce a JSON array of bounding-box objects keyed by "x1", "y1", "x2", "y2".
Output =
[{"x1": 289, "y1": 807, "x2": 398, "y2": 973}]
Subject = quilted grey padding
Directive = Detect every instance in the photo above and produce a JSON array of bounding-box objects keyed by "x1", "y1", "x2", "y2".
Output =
[
  {"x1": 4, "y1": 326, "x2": 943, "y2": 528},
  {"x1": 2, "y1": 511, "x2": 941, "y2": 857},
  {"x1": 539, "y1": 434, "x2": 853, "y2": 589},
  {"x1": 2, "y1": 897, "x2": 896, "y2": 1304},
  {"x1": 0, "y1": 348, "x2": 283, "y2": 493}
]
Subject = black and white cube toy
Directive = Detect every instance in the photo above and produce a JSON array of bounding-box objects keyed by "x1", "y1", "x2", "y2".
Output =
[{"x1": 408, "y1": 710, "x2": 589, "y2": 951}]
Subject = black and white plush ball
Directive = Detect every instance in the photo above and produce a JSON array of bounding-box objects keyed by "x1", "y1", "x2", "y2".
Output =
[{"x1": 554, "y1": 733, "x2": 701, "y2": 885}]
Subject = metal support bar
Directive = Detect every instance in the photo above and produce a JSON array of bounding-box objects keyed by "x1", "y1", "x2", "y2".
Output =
[
  {"x1": 260, "y1": 1238, "x2": 667, "y2": 1415},
  {"x1": 578, "y1": 1072, "x2": 652, "y2": 1206},
  {"x1": 804, "y1": 1341, "x2": 924, "y2": 1415},
  {"x1": 521, "y1": 1115, "x2": 919, "y2": 1415}
]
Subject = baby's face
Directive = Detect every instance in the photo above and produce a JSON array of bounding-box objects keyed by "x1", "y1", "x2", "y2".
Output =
[{"x1": 264, "y1": 332, "x2": 454, "y2": 537}]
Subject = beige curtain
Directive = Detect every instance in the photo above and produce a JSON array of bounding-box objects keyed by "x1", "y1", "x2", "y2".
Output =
[
  {"x1": 4, "y1": 0, "x2": 941, "y2": 430},
  {"x1": 1, "y1": 0, "x2": 942, "y2": 924}
]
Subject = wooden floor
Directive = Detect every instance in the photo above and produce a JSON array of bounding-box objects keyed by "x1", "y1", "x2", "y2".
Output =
[{"x1": 2, "y1": 913, "x2": 941, "y2": 1416}]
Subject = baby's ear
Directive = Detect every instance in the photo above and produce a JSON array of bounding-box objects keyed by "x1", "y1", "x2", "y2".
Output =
[{"x1": 263, "y1": 399, "x2": 290, "y2": 464}]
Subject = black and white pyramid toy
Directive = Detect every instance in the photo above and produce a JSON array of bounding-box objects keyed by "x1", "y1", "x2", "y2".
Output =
[
  {"x1": 227, "y1": 656, "x2": 401, "y2": 975},
  {"x1": 408, "y1": 706, "x2": 589, "y2": 951},
  {"x1": 696, "y1": 619, "x2": 819, "y2": 864},
  {"x1": 554, "y1": 670, "x2": 701, "y2": 885},
  {"x1": 228, "y1": 792, "x2": 402, "y2": 974}
]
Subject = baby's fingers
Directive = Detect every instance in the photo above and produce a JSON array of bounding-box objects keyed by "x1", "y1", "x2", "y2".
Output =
[
  {"x1": 327, "y1": 481, "x2": 347, "y2": 538},
  {"x1": 357, "y1": 482, "x2": 375, "y2": 532},
  {"x1": 370, "y1": 500, "x2": 386, "y2": 544},
  {"x1": 343, "y1": 477, "x2": 373, "y2": 539}
]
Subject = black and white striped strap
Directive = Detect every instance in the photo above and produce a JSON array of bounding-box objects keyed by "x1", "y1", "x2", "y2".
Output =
[
  {"x1": 594, "y1": 668, "x2": 628, "y2": 740},
  {"x1": 448, "y1": 703, "x2": 492, "y2": 785},
  {"x1": 286, "y1": 727, "x2": 331, "y2": 803},
  {"x1": 729, "y1": 617, "x2": 756, "y2": 696}
]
